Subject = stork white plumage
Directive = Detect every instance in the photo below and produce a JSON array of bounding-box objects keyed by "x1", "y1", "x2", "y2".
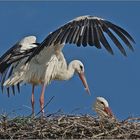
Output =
[{"x1": 0, "y1": 15, "x2": 135, "y2": 115}]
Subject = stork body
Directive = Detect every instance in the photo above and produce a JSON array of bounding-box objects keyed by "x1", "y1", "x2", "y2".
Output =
[
  {"x1": 4, "y1": 43, "x2": 89, "y2": 115},
  {"x1": 0, "y1": 15, "x2": 135, "y2": 115}
]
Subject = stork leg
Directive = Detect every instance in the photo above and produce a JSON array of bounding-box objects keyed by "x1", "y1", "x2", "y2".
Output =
[
  {"x1": 31, "y1": 85, "x2": 35, "y2": 116},
  {"x1": 39, "y1": 84, "x2": 46, "y2": 116}
]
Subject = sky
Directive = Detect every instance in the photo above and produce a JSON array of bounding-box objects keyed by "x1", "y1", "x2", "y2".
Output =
[{"x1": 0, "y1": 1, "x2": 139, "y2": 120}]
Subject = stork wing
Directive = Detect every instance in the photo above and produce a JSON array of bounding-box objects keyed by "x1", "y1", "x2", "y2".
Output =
[
  {"x1": 0, "y1": 36, "x2": 38, "y2": 96},
  {"x1": 0, "y1": 36, "x2": 37, "y2": 73},
  {"x1": 27, "y1": 15, "x2": 135, "y2": 62}
]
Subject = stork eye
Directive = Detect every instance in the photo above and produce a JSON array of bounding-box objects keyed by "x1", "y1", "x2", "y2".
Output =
[
  {"x1": 80, "y1": 65, "x2": 83, "y2": 70},
  {"x1": 100, "y1": 101, "x2": 104, "y2": 105}
]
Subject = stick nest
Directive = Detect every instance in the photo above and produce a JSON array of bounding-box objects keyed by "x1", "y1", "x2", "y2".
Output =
[{"x1": 0, "y1": 114, "x2": 140, "y2": 139}]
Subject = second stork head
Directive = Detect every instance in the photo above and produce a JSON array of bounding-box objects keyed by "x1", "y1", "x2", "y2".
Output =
[{"x1": 93, "y1": 97, "x2": 113, "y2": 118}]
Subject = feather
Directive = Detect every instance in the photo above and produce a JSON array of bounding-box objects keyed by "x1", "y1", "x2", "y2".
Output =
[{"x1": 102, "y1": 21, "x2": 127, "y2": 56}]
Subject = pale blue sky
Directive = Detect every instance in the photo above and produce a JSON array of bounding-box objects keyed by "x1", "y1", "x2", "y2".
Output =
[{"x1": 0, "y1": 1, "x2": 139, "y2": 120}]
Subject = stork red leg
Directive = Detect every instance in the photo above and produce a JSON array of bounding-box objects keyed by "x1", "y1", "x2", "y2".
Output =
[
  {"x1": 31, "y1": 85, "x2": 35, "y2": 115},
  {"x1": 39, "y1": 84, "x2": 46, "y2": 115}
]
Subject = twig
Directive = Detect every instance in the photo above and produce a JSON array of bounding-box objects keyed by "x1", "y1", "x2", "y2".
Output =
[
  {"x1": 35, "y1": 96, "x2": 55, "y2": 117},
  {"x1": 92, "y1": 127, "x2": 118, "y2": 138}
]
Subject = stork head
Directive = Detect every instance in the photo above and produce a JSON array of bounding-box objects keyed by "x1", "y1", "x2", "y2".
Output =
[
  {"x1": 72, "y1": 60, "x2": 90, "y2": 95},
  {"x1": 93, "y1": 97, "x2": 113, "y2": 118}
]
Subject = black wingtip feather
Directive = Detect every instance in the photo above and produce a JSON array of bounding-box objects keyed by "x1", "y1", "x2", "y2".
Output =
[
  {"x1": 7, "y1": 87, "x2": 10, "y2": 97},
  {"x1": 104, "y1": 20, "x2": 135, "y2": 44},
  {"x1": 17, "y1": 83, "x2": 20, "y2": 93},
  {"x1": 104, "y1": 20, "x2": 135, "y2": 52},
  {"x1": 95, "y1": 20, "x2": 114, "y2": 55},
  {"x1": 92, "y1": 20, "x2": 102, "y2": 49},
  {"x1": 102, "y1": 21, "x2": 128, "y2": 56},
  {"x1": 12, "y1": 85, "x2": 15, "y2": 95}
]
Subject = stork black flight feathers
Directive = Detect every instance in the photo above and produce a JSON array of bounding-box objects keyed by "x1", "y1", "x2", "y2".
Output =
[{"x1": 26, "y1": 15, "x2": 135, "y2": 62}]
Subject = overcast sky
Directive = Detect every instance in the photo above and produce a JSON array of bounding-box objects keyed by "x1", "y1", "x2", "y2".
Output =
[{"x1": 0, "y1": 1, "x2": 139, "y2": 120}]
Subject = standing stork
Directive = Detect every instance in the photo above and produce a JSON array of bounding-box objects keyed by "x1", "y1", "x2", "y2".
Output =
[{"x1": 0, "y1": 15, "x2": 135, "y2": 115}]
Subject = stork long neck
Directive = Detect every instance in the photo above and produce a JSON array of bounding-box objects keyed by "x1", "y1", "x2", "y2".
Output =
[
  {"x1": 66, "y1": 61, "x2": 76, "y2": 80},
  {"x1": 55, "y1": 60, "x2": 76, "y2": 81}
]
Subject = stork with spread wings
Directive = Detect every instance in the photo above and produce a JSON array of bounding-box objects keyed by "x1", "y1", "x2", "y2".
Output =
[{"x1": 0, "y1": 15, "x2": 135, "y2": 115}]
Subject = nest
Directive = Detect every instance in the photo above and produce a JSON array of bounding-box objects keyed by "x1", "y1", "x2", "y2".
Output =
[{"x1": 0, "y1": 113, "x2": 140, "y2": 139}]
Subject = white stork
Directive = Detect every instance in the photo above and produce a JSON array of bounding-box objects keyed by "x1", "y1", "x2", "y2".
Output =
[
  {"x1": 0, "y1": 15, "x2": 135, "y2": 115},
  {"x1": 93, "y1": 97, "x2": 114, "y2": 119}
]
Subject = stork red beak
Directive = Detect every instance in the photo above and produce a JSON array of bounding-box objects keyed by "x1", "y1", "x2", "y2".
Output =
[
  {"x1": 104, "y1": 107, "x2": 113, "y2": 117},
  {"x1": 78, "y1": 72, "x2": 90, "y2": 95}
]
